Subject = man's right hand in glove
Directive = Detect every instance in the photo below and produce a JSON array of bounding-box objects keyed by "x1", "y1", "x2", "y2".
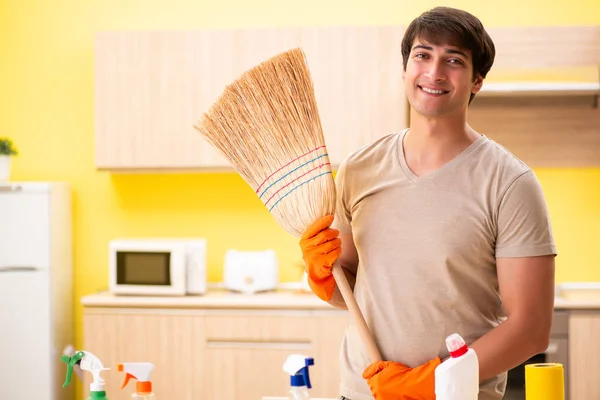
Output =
[{"x1": 299, "y1": 215, "x2": 342, "y2": 301}]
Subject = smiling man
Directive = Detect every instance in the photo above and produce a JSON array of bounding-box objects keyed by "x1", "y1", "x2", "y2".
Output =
[{"x1": 299, "y1": 6, "x2": 557, "y2": 400}]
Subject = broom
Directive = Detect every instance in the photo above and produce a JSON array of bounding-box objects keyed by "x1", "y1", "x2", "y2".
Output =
[{"x1": 194, "y1": 47, "x2": 382, "y2": 363}]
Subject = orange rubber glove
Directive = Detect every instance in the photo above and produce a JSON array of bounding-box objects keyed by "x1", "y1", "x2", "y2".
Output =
[
  {"x1": 362, "y1": 357, "x2": 442, "y2": 400},
  {"x1": 299, "y1": 215, "x2": 342, "y2": 301}
]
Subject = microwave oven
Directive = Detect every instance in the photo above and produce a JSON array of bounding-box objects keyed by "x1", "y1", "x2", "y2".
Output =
[{"x1": 109, "y1": 238, "x2": 207, "y2": 296}]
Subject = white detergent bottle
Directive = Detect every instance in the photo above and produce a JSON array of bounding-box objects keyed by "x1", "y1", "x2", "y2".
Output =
[
  {"x1": 435, "y1": 333, "x2": 479, "y2": 400},
  {"x1": 283, "y1": 354, "x2": 314, "y2": 400}
]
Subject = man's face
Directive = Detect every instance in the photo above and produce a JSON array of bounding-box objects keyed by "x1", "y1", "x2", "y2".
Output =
[{"x1": 402, "y1": 38, "x2": 483, "y2": 119}]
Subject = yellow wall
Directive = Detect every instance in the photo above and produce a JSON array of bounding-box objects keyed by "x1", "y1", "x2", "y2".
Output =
[{"x1": 1, "y1": 0, "x2": 600, "y2": 392}]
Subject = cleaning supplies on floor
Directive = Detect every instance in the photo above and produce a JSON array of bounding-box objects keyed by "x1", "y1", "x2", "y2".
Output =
[
  {"x1": 283, "y1": 354, "x2": 315, "y2": 400},
  {"x1": 434, "y1": 333, "x2": 479, "y2": 400},
  {"x1": 61, "y1": 350, "x2": 110, "y2": 400},
  {"x1": 525, "y1": 362, "x2": 565, "y2": 400},
  {"x1": 118, "y1": 362, "x2": 156, "y2": 399}
]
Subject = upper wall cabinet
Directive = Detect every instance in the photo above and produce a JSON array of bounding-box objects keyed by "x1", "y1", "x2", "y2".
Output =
[
  {"x1": 485, "y1": 25, "x2": 600, "y2": 71},
  {"x1": 465, "y1": 25, "x2": 600, "y2": 167},
  {"x1": 477, "y1": 25, "x2": 600, "y2": 99},
  {"x1": 94, "y1": 26, "x2": 407, "y2": 171}
]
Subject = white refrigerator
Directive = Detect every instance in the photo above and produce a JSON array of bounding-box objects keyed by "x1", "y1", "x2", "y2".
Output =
[{"x1": 0, "y1": 182, "x2": 74, "y2": 400}]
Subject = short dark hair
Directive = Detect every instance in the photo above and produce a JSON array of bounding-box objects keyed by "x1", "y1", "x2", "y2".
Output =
[{"x1": 401, "y1": 6, "x2": 496, "y2": 104}]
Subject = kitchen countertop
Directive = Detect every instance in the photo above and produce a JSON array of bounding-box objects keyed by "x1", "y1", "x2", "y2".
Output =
[
  {"x1": 81, "y1": 289, "x2": 600, "y2": 310},
  {"x1": 553, "y1": 295, "x2": 600, "y2": 310},
  {"x1": 81, "y1": 288, "x2": 340, "y2": 310}
]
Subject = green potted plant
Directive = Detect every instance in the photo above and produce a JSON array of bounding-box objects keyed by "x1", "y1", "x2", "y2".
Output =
[{"x1": 0, "y1": 137, "x2": 18, "y2": 181}]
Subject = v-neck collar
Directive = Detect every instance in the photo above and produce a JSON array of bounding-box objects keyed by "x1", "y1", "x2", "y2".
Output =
[{"x1": 396, "y1": 128, "x2": 487, "y2": 183}]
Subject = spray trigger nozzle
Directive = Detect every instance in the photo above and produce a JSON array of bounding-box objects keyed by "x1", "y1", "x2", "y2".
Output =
[
  {"x1": 118, "y1": 362, "x2": 155, "y2": 394},
  {"x1": 283, "y1": 354, "x2": 314, "y2": 389},
  {"x1": 121, "y1": 373, "x2": 135, "y2": 389},
  {"x1": 60, "y1": 351, "x2": 85, "y2": 388},
  {"x1": 60, "y1": 350, "x2": 109, "y2": 393}
]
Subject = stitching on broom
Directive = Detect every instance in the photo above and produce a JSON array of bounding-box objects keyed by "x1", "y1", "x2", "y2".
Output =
[
  {"x1": 258, "y1": 153, "x2": 329, "y2": 199},
  {"x1": 255, "y1": 145, "x2": 326, "y2": 194},
  {"x1": 263, "y1": 162, "x2": 331, "y2": 206},
  {"x1": 268, "y1": 171, "x2": 333, "y2": 212}
]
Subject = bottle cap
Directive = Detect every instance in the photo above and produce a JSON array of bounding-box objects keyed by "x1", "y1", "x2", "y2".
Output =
[{"x1": 445, "y1": 333, "x2": 468, "y2": 358}]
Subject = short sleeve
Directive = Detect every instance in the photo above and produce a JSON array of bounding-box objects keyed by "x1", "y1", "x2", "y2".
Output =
[
  {"x1": 495, "y1": 170, "x2": 557, "y2": 258},
  {"x1": 331, "y1": 157, "x2": 353, "y2": 234}
]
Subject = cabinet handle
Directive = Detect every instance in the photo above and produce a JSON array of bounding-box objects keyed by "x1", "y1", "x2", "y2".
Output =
[
  {"x1": 0, "y1": 266, "x2": 39, "y2": 272},
  {"x1": 206, "y1": 340, "x2": 311, "y2": 350}
]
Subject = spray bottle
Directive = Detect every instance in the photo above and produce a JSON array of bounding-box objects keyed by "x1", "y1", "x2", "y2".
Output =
[
  {"x1": 117, "y1": 362, "x2": 156, "y2": 399},
  {"x1": 61, "y1": 350, "x2": 110, "y2": 400},
  {"x1": 282, "y1": 354, "x2": 314, "y2": 400},
  {"x1": 434, "y1": 333, "x2": 479, "y2": 400}
]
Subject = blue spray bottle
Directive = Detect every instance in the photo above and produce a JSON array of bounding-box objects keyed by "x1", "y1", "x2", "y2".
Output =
[{"x1": 283, "y1": 354, "x2": 314, "y2": 400}]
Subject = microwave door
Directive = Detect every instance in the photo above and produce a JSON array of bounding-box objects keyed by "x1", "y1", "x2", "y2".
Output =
[
  {"x1": 113, "y1": 249, "x2": 186, "y2": 295},
  {"x1": 0, "y1": 266, "x2": 52, "y2": 400}
]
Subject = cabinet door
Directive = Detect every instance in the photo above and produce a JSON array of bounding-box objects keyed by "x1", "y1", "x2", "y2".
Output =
[
  {"x1": 94, "y1": 26, "x2": 407, "y2": 170},
  {"x1": 314, "y1": 312, "x2": 350, "y2": 396},
  {"x1": 298, "y1": 26, "x2": 407, "y2": 166},
  {"x1": 83, "y1": 312, "x2": 196, "y2": 400},
  {"x1": 195, "y1": 310, "x2": 349, "y2": 400},
  {"x1": 569, "y1": 312, "x2": 600, "y2": 400}
]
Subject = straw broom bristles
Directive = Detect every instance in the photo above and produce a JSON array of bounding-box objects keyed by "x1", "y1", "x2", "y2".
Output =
[
  {"x1": 194, "y1": 47, "x2": 382, "y2": 363},
  {"x1": 194, "y1": 48, "x2": 335, "y2": 238}
]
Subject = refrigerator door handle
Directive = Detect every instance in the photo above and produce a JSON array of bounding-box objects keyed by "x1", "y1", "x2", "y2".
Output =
[
  {"x1": 0, "y1": 265, "x2": 39, "y2": 272},
  {"x1": 0, "y1": 184, "x2": 23, "y2": 192}
]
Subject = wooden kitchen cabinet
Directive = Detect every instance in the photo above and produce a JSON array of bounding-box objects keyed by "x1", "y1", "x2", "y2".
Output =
[
  {"x1": 464, "y1": 25, "x2": 600, "y2": 168},
  {"x1": 82, "y1": 292, "x2": 350, "y2": 400},
  {"x1": 198, "y1": 313, "x2": 347, "y2": 399},
  {"x1": 94, "y1": 26, "x2": 408, "y2": 171},
  {"x1": 83, "y1": 312, "x2": 197, "y2": 399},
  {"x1": 94, "y1": 25, "x2": 600, "y2": 170},
  {"x1": 568, "y1": 311, "x2": 600, "y2": 400}
]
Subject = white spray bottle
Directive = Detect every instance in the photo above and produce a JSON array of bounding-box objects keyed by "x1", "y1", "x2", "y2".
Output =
[
  {"x1": 61, "y1": 350, "x2": 110, "y2": 400},
  {"x1": 283, "y1": 354, "x2": 314, "y2": 400},
  {"x1": 435, "y1": 333, "x2": 479, "y2": 400},
  {"x1": 118, "y1": 362, "x2": 156, "y2": 399}
]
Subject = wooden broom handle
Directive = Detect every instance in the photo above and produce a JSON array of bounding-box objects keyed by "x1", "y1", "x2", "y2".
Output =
[{"x1": 331, "y1": 261, "x2": 382, "y2": 363}]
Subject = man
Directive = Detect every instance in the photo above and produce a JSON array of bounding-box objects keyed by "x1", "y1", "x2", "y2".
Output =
[{"x1": 299, "y1": 6, "x2": 557, "y2": 400}]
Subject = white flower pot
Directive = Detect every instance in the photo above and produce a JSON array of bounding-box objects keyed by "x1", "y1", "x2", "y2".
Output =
[{"x1": 0, "y1": 156, "x2": 11, "y2": 182}]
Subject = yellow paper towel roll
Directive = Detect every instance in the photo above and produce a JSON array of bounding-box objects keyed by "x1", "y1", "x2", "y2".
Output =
[{"x1": 525, "y1": 363, "x2": 565, "y2": 400}]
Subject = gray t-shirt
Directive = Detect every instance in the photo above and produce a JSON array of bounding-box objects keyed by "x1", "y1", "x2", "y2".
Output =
[{"x1": 332, "y1": 129, "x2": 557, "y2": 400}]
